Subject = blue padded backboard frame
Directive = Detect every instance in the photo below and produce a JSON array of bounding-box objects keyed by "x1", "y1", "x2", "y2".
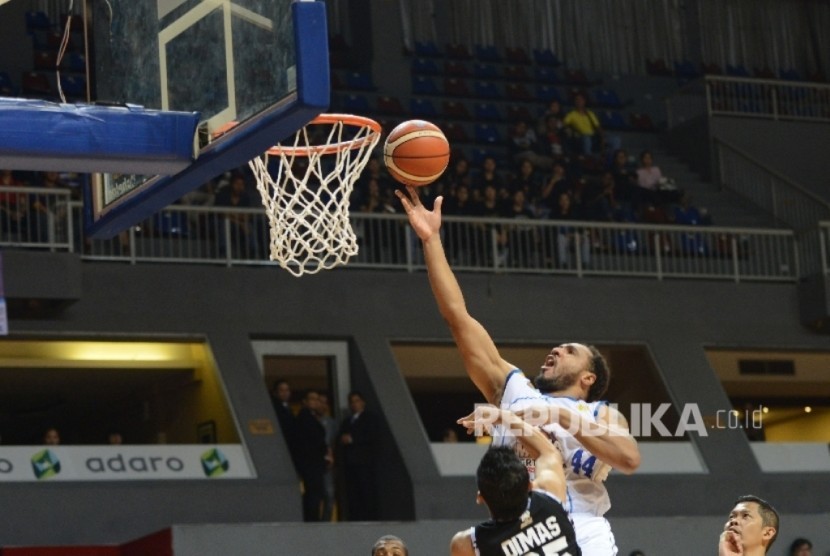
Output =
[{"x1": 85, "y1": 0, "x2": 329, "y2": 239}]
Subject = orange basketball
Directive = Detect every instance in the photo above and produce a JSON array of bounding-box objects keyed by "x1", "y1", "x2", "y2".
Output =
[{"x1": 383, "y1": 120, "x2": 451, "y2": 187}]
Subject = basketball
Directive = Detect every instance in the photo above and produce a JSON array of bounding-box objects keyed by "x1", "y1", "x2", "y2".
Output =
[{"x1": 383, "y1": 120, "x2": 451, "y2": 187}]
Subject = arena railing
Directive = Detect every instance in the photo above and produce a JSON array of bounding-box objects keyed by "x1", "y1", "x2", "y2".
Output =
[
  {"x1": 42, "y1": 202, "x2": 799, "y2": 283},
  {"x1": 0, "y1": 186, "x2": 74, "y2": 251},
  {"x1": 666, "y1": 75, "x2": 830, "y2": 128}
]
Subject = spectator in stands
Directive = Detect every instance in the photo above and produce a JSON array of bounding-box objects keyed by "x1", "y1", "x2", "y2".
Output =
[
  {"x1": 214, "y1": 172, "x2": 260, "y2": 257},
  {"x1": 270, "y1": 379, "x2": 296, "y2": 457},
  {"x1": 443, "y1": 184, "x2": 481, "y2": 265},
  {"x1": 788, "y1": 538, "x2": 812, "y2": 556},
  {"x1": 43, "y1": 427, "x2": 60, "y2": 445},
  {"x1": 609, "y1": 149, "x2": 638, "y2": 210},
  {"x1": 537, "y1": 161, "x2": 572, "y2": 219},
  {"x1": 537, "y1": 113, "x2": 566, "y2": 160},
  {"x1": 371, "y1": 535, "x2": 408, "y2": 556},
  {"x1": 479, "y1": 184, "x2": 509, "y2": 266},
  {"x1": 585, "y1": 171, "x2": 622, "y2": 223},
  {"x1": 635, "y1": 150, "x2": 682, "y2": 210},
  {"x1": 563, "y1": 91, "x2": 620, "y2": 157},
  {"x1": 507, "y1": 120, "x2": 553, "y2": 170},
  {"x1": 0, "y1": 169, "x2": 26, "y2": 235},
  {"x1": 501, "y1": 189, "x2": 539, "y2": 268},
  {"x1": 358, "y1": 156, "x2": 393, "y2": 192},
  {"x1": 510, "y1": 159, "x2": 543, "y2": 205},
  {"x1": 338, "y1": 391, "x2": 380, "y2": 521},
  {"x1": 442, "y1": 427, "x2": 459, "y2": 443},
  {"x1": 719, "y1": 495, "x2": 779, "y2": 556},
  {"x1": 294, "y1": 389, "x2": 329, "y2": 522},
  {"x1": 28, "y1": 171, "x2": 70, "y2": 242},
  {"x1": 536, "y1": 99, "x2": 566, "y2": 139},
  {"x1": 549, "y1": 192, "x2": 590, "y2": 269},
  {"x1": 107, "y1": 431, "x2": 124, "y2": 445},
  {"x1": 446, "y1": 156, "x2": 472, "y2": 196},
  {"x1": 470, "y1": 155, "x2": 505, "y2": 203}
]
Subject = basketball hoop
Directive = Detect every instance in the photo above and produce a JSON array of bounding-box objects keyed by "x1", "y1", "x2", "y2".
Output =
[{"x1": 248, "y1": 113, "x2": 382, "y2": 277}]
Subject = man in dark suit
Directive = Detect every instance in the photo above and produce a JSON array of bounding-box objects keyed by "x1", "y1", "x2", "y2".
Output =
[
  {"x1": 294, "y1": 389, "x2": 328, "y2": 521},
  {"x1": 338, "y1": 390, "x2": 380, "y2": 521},
  {"x1": 270, "y1": 379, "x2": 297, "y2": 465}
]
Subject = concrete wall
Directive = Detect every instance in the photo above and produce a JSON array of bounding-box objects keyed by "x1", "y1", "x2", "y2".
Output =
[{"x1": 1, "y1": 252, "x2": 829, "y2": 546}]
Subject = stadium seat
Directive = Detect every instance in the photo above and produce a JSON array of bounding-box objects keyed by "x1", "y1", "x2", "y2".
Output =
[
  {"x1": 473, "y1": 62, "x2": 499, "y2": 80},
  {"x1": 25, "y1": 11, "x2": 51, "y2": 31},
  {"x1": 506, "y1": 104, "x2": 534, "y2": 123},
  {"x1": 444, "y1": 77, "x2": 471, "y2": 96},
  {"x1": 33, "y1": 49, "x2": 57, "y2": 70},
  {"x1": 444, "y1": 60, "x2": 470, "y2": 77},
  {"x1": 505, "y1": 47, "x2": 531, "y2": 65},
  {"x1": 342, "y1": 94, "x2": 371, "y2": 113},
  {"x1": 59, "y1": 74, "x2": 86, "y2": 99},
  {"x1": 534, "y1": 66, "x2": 561, "y2": 84},
  {"x1": 674, "y1": 60, "x2": 700, "y2": 80},
  {"x1": 413, "y1": 40, "x2": 442, "y2": 57},
  {"x1": 726, "y1": 64, "x2": 750, "y2": 77},
  {"x1": 443, "y1": 122, "x2": 471, "y2": 143},
  {"x1": 564, "y1": 68, "x2": 591, "y2": 86},
  {"x1": 629, "y1": 112, "x2": 656, "y2": 132},
  {"x1": 503, "y1": 65, "x2": 530, "y2": 81},
  {"x1": 21, "y1": 71, "x2": 52, "y2": 97},
  {"x1": 411, "y1": 57, "x2": 441, "y2": 75},
  {"x1": 701, "y1": 62, "x2": 722, "y2": 75},
  {"x1": 474, "y1": 103, "x2": 502, "y2": 122},
  {"x1": 533, "y1": 48, "x2": 561, "y2": 66},
  {"x1": 779, "y1": 68, "x2": 802, "y2": 81},
  {"x1": 61, "y1": 51, "x2": 87, "y2": 73},
  {"x1": 593, "y1": 88, "x2": 623, "y2": 109},
  {"x1": 442, "y1": 100, "x2": 472, "y2": 120},
  {"x1": 598, "y1": 110, "x2": 629, "y2": 130},
  {"x1": 474, "y1": 44, "x2": 501, "y2": 62},
  {"x1": 473, "y1": 80, "x2": 501, "y2": 100},
  {"x1": 445, "y1": 43, "x2": 471, "y2": 59},
  {"x1": 646, "y1": 58, "x2": 673, "y2": 76},
  {"x1": 345, "y1": 71, "x2": 375, "y2": 91},
  {"x1": 536, "y1": 85, "x2": 564, "y2": 103},
  {"x1": 0, "y1": 71, "x2": 16, "y2": 96},
  {"x1": 377, "y1": 96, "x2": 405, "y2": 116},
  {"x1": 412, "y1": 76, "x2": 440, "y2": 95},
  {"x1": 410, "y1": 98, "x2": 439, "y2": 119},
  {"x1": 505, "y1": 83, "x2": 533, "y2": 101},
  {"x1": 330, "y1": 71, "x2": 345, "y2": 90},
  {"x1": 474, "y1": 123, "x2": 502, "y2": 145}
]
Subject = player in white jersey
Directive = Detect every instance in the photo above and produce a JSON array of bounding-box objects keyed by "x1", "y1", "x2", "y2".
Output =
[{"x1": 397, "y1": 186, "x2": 640, "y2": 556}]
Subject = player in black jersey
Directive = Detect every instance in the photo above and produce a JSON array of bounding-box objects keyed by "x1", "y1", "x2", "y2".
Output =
[{"x1": 451, "y1": 407, "x2": 581, "y2": 556}]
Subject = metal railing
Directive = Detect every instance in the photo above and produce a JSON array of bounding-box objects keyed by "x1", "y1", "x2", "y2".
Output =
[
  {"x1": 0, "y1": 189, "x2": 809, "y2": 282},
  {"x1": 666, "y1": 76, "x2": 830, "y2": 128}
]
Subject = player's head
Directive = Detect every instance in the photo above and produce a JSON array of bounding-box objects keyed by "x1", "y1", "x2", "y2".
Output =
[
  {"x1": 371, "y1": 535, "x2": 408, "y2": 556},
  {"x1": 535, "y1": 343, "x2": 610, "y2": 402},
  {"x1": 725, "y1": 495, "x2": 779, "y2": 553},
  {"x1": 476, "y1": 447, "x2": 530, "y2": 521}
]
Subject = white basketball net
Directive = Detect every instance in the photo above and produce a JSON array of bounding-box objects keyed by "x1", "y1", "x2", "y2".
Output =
[{"x1": 248, "y1": 115, "x2": 381, "y2": 277}]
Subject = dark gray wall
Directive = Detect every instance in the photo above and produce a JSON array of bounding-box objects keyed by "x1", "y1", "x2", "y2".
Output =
[
  {"x1": 710, "y1": 117, "x2": 830, "y2": 202},
  {"x1": 2, "y1": 252, "x2": 830, "y2": 547}
]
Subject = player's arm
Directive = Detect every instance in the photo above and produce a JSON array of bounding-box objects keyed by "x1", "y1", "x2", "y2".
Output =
[
  {"x1": 449, "y1": 529, "x2": 475, "y2": 556},
  {"x1": 459, "y1": 406, "x2": 567, "y2": 501},
  {"x1": 520, "y1": 404, "x2": 640, "y2": 474},
  {"x1": 718, "y1": 530, "x2": 743, "y2": 555},
  {"x1": 397, "y1": 186, "x2": 513, "y2": 404}
]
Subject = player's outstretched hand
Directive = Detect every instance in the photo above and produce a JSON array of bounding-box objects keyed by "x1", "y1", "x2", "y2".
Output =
[{"x1": 395, "y1": 186, "x2": 442, "y2": 242}]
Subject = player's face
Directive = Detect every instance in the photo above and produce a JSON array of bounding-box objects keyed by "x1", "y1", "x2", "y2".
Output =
[
  {"x1": 536, "y1": 343, "x2": 592, "y2": 392},
  {"x1": 724, "y1": 502, "x2": 773, "y2": 551},
  {"x1": 373, "y1": 540, "x2": 406, "y2": 556}
]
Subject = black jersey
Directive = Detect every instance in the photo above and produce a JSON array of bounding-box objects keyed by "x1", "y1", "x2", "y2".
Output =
[{"x1": 472, "y1": 490, "x2": 581, "y2": 556}]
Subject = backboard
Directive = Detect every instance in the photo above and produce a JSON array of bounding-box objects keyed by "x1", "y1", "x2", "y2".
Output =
[{"x1": 84, "y1": 0, "x2": 329, "y2": 238}]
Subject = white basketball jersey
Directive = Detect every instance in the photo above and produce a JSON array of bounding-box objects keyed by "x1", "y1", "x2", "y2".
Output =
[{"x1": 495, "y1": 370, "x2": 611, "y2": 517}]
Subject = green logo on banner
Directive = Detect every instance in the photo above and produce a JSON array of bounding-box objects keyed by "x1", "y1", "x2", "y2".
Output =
[
  {"x1": 200, "y1": 448, "x2": 229, "y2": 477},
  {"x1": 31, "y1": 450, "x2": 61, "y2": 480}
]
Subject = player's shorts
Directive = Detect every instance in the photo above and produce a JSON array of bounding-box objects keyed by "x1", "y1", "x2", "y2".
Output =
[{"x1": 572, "y1": 514, "x2": 618, "y2": 556}]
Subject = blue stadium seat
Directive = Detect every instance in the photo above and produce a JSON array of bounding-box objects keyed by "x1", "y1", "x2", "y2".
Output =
[
  {"x1": 473, "y1": 80, "x2": 501, "y2": 100},
  {"x1": 474, "y1": 103, "x2": 502, "y2": 122},
  {"x1": 412, "y1": 76, "x2": 440, "y2": 95},
  {"x1": 533, "y1": 48, "x2": 561, "y2": 66},
  {"x1": 411, "y1": 57, "x2": 441, "y2": 75},
  {"x1": 593, "y1": 88, "x2": 623, "y2": 108},
  {"x1": 59, "y1": 74, "x2": 86, "y2": 98},
  {"x1": 674, "y1": 60, "x2": 700, "y2": 80},
  {"x1": 474, "y1": 123, "x2": 502, "y2": 145},
  {"x1": 598, "y1": 110, "x2": 629, "y2": 130},
  {"x1": 536, "y1": 84, "x2": 563, "y2": 103},
  {"x1": 345, "y1": 71, "x2": 375, "y2": 91},
  {"x1": 779, "y1": 68, "x2": 802, "y2": 81},
  {"x1": 410, "y1": 98, "x2": 438, "y2": 119},
  {"x1": 61, "y1": 51, "x2": 87, "y2": 73},
  {"x1": 726, "y1": 64, "x2": 750, "y2": 77},
  {"x1": 0, "y1": 71, "x2": 16, "y2": 96},
  {"x1": 474, "y1": 44, "x2": 501, "y2": 62},
  {"x1": 25, "y1": 11, "x2": 51, "y2": 31},
  {"x1": 534, "y1": 66, "x2": 561, "y2": 84},
  {"x1": 473, "y1": 62, "x2": 499, "y2": 80},
  {"x1": 413, "y1": 40, "x2": 441, "y2": 57},
  {"x1": 342, "y1": 94, "x2": 371, "y2": 113}
]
